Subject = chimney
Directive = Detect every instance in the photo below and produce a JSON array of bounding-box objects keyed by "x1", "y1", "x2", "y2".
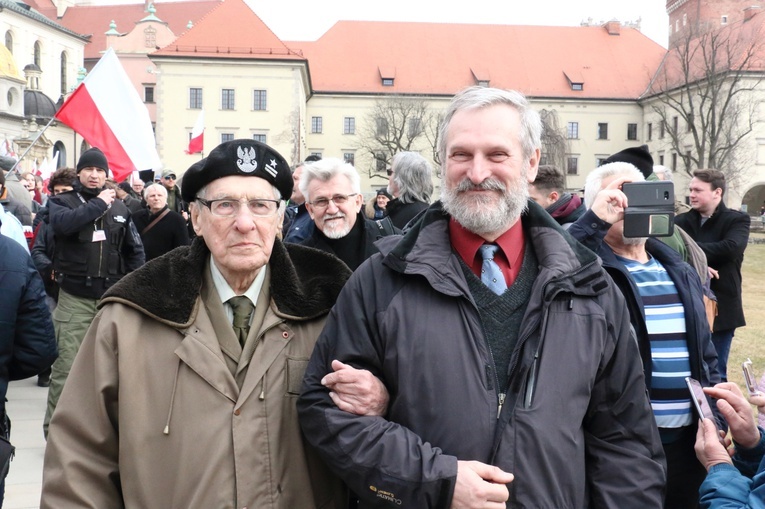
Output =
[
  {"x1": 604, "y1": 20, "x2": 621, "y2": 35},
  {"x1": 744, "y1": 6, "x2": 761, "y2": 21}
]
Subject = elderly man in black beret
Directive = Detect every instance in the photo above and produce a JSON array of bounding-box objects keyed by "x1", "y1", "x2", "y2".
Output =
[{"x1": 41, "y1": 139, "x2": 387, "y2": 509}]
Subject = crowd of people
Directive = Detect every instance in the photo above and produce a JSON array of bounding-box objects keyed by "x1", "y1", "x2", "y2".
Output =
[{"x1": 0, "y1": 85, "x2": 762, "y2": 508}]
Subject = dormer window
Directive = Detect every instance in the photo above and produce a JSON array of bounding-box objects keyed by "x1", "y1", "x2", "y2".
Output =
[
  {"x1": 471, "y1": 68, "x2": 491, "y2": 87},
  {"x1": 571, "y1": 83, "x2": 583, "y2": 91},
  {"x1": 379, "y1": 66, "x2": 395, "y2": 87},
  {"x1": 564, "y1": 70, "x2": 584, "y2": 91}
]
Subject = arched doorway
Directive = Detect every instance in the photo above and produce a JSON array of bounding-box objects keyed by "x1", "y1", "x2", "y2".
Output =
[{"x1": 53, "y1": 141, "x2": 66, "y2": 168}]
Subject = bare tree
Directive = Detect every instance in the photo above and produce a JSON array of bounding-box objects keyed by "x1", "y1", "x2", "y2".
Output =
[
  {"x1": 273, "y1": 107, "x2": 302, "y2": 165},
  {"x1": 538, "y1": 109, "x2": 569, "y2": 180},
  {"x1": 644, "y1": 19, "x2": 765, "y2": 184},
  {"x1": 356, "y1": 96, "x2": 440, "y2": 178}
]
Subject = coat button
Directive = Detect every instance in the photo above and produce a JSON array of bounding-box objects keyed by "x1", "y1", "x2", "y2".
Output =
[
  {"x1": 282, "y1": 331, "x2": 289, "y2": 338},
  {"x1": 234, "y1": 409, "x2": 241, "y2": 416}
]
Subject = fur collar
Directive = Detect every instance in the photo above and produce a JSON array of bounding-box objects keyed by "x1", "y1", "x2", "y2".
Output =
[{"x1": 99, "y1": 237, "x2": 352, "y2": 327}]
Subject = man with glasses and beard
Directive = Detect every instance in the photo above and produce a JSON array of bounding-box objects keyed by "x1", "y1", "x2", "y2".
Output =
[
  {"x1": 299, "y1": 158, "x2": 398, "y2": 270},
  {"x1": 298, "y1": 86, "x2": 665, "y2": 508}
]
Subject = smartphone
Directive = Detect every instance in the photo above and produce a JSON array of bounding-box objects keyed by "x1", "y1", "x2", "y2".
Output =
[
  {"x1": 622, "y1": 181, "x2": 675, "y2": 238},
  {"x1": 686, "y1": 377, "x2": 714, "y2": 420},
  {"x1": 743, "y1": 359, "x2": 762, "y2": 396}
]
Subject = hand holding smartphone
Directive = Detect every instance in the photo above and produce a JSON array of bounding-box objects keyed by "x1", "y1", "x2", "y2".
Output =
[{"x1": 685, "y1": 377, "x2": 725, "y2": 444}]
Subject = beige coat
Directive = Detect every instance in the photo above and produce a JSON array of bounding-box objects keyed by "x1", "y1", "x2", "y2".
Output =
[{"x1": 42, "y1": 239, "x2": 352, "y2": 509}]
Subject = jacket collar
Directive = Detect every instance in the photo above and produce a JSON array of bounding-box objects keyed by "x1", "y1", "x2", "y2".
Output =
[
  {"x1": 378, "y1": 200, "x2": 607, "y2": 298},
  {"x1": 99, "y1": 236, "x2": 352, "y2": 327}
]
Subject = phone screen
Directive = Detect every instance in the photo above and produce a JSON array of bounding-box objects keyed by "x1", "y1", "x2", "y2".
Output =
[{"x1": 685, "y1": 377, "x2": 715, "y2": 421}]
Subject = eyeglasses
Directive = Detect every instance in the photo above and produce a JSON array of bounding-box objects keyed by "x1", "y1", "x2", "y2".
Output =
[
  {"x1": 386, "y1": 169, "x2": 394, "y2": 176},
  {"x1": 196, "y1": 197, "x2": 281, "y2": 217},
  {"x1": 308, "y1": 193, "x2": 358, "y2": 210},
  {"x1": 163, "y1": 175, "x2": 176, "y2": 180}
]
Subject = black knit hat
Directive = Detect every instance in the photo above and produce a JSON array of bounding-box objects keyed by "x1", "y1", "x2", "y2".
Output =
[
  {"x1": 181, "y1": 139, "x2": 292, "y2": 203},
  {"x1": 0, "y1": 156, "x2": 16, "y2": 172},
  {"x1": 77, "y1": 147, "x2": 109, "y2": 173},
  {"x1": 376, "y1": 189, "x2": 393, "y2": 200},
  {"x1": 603, "y1": 145, "x2": 654, "y2": 178}
]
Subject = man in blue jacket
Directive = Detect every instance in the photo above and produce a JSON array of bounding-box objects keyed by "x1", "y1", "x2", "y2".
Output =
[
  {"x1": 569, "y1": 162, "x2": 721, "y2": 509},
  {"x1": 0, "y1": 229, "x2": 57, "y2": 504}
]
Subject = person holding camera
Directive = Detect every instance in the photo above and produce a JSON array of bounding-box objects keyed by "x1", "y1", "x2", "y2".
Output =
[
  {"x1": 694, "y1": 382, "x2": 764, "y2": 508},
  {"x1": 569, "y1": 161, "x2": 721, "y2": 509}
]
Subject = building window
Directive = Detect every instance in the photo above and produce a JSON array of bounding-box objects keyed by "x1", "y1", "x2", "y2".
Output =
[
  {"x1": 221, "y1": 133, "x2": 235, "y2": 143},
  {"x1": 144, "y1": 26, "x2": 156, "y2": 48},
  {"x1": 597, "y1": 123, "x2": 608, "y2": 140},
  {"x1": 627, "y1": 123, "x2": 638, "y2": 141},
  {"x1": 382, "y1": 78, "x2": 394, "y2": 86},
  {"x1": 375, "y1": 152, "x2": 387, "y2": 172},
  {"x1": 566, "y1": 157, "x2": 578, "y2": 175},
  {"x1": 376, "y1": 117, "x2": 389, "y2": 137},
  {"x1": 252, "y1": 134, "x2": 267, "y2": 143},
  {"x1": 408, "y1": 117, "x2": 422, "y2": 137},
  {"x1": 659, "y1": 154, "x2": 665, "y2": 165},
  {"x1": 221, "y1": 89, "x2": 235, "y2": 110},
  {"x1": 189, "y1": 88, "x2": 202, "y2": 109},
  {"x1": 343, "y1": 152, "x2": 355, "y2": 166},
  {"x1": 4, "y1": 31, "x2": 12, "y2": 54},
  {"x1": 721, "y1": 15, "x2": 728, "y2": 25},
  {"x1": 571, "y1": 83, "x2": 583, "y2": 91},
  {"x1": 647, "y1": 123, "x2": 653, "y2": 141},
  {"x1": 309, "y1": 151, "x2": 322, "y2": 159},
  {"x1": 60, "y1": 51, "x2": 67, "y2": 94},
  {"x1": 253, "y1": 89, "x2": 267, "y2": 111},
  {"x1": 311, "y1": 116, "x2": 323, "y2": 134},
  {"x1": 144, "y1": 85, "x2": 154, "y2": 103},
  {"x1": 343, "y1": 117, "x2": 355, "y2": 135},
  {"x1": 566, "y1": 122, "x2": 579, "y2": 139},
  {"x1": 660, "y1": 122, "x2": 665, "y2": 139},
  {"x1": 671, "y1": 152, "x2": 678, "y2": 170},
  {"x1": 672, "y1": 116, "x2": 679, "y2": 133},
  {"x1": 683, "y1": 13, "x2": 687, "y2": 26},
  {"x1": 675, "y1": 20, "x2": 679, "y2": 32},
  {"x1": 596, "y1": 157, "x2": 608, "y2": 167},
  {"x1": 33, "y1": 41, "x2": 41, "y2": 69}
]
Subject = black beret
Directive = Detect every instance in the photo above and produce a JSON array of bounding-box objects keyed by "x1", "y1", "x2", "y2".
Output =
[
  {"x1": 0, "y1": 155, "x2": 16, "y2": 172},
  {"x1": 603, "y1": 145, "x2": 654, "y2": 179},
  {"x1": 181, "y1": 139, "x2": 292, "y2": 203},
  {"x1": 77, "y1": 147, "x2": 109, "y2": 173}
]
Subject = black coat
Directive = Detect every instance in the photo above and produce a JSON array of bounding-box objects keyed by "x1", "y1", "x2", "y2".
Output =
[
  {"x1": 132, "y1": 206, "x2": 191, "y2": 261},
  {"x1": 675, "y1": 202, "x2": 750, "y2": 331},
  {"x1": 385, "y1": 198, "x2": 429, "y2": 230},
  {"x1": 0, "y1": 233, "x2": 58, "y2": 416}
]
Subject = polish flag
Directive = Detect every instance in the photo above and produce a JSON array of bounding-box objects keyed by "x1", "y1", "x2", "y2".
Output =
[
  {"x1": 186, "y1": 110, "x2": 204, "y2": 154},
  {"x1": 55, "y1": 48, "x2": 162, "y2": 182}
]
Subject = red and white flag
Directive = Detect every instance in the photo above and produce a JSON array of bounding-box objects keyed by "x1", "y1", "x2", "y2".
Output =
[
  {"x1": 186, "y1": 110, "x2": 204, "y2": 154},
  {"x1": 55, "y1": 48, "x2": 162, "y2": 182}
]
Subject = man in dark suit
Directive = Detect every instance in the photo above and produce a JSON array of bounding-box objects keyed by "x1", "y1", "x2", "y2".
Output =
[{"x1": 675, "y1": 168, "x2": 750, "y2": 381}]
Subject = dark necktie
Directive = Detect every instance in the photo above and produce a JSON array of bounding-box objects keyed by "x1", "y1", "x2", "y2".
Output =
[
  {"x1": 228, "y1": 296, "x2": 254, "y2": 346},
  {"x1": 479, "y1": 244, "x2": 507, "y2": 295}
]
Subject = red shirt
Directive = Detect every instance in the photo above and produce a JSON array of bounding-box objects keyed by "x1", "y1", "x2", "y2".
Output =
[{"x1": 449, "y1": 217, "x2": 525, "y2": 287}]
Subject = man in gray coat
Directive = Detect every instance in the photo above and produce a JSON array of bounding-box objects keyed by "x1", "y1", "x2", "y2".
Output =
[{"x1": 299, "y1": 86, "x2": 665, "y2": 508}]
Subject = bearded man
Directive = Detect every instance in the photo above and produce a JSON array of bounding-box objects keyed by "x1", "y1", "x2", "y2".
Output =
[{"x1": 298, "y1": 86, "x2": 665, "y2": 508}]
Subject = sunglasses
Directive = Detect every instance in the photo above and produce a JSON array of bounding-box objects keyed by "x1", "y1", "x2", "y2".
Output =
[{"x1": 163, "y1": 175, "x2": 177, "y2": 180}]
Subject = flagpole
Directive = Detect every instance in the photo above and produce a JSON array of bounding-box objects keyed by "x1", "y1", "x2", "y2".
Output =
[{"x1": 9, "y1": 116, "x2": 58, "y2": 176}]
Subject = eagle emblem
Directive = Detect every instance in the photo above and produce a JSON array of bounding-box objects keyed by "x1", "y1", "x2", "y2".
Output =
[{"x1": 237, "y1": 146, "x2": 258, "y2": 173}]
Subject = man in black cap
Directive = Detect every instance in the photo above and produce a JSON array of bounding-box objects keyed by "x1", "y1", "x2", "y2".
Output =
[
  {"x1": 42, "y1": 139, "x2": 388, "y2": 509},
  {"x1": 42, "y1": 146, "x2": 145, "y2": 436}
]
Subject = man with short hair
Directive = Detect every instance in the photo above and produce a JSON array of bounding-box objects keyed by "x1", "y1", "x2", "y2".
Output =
[
  {"x1": 675, "y1": 169, "x2": 750, "y2": 382},
  {"x1": 43, "y1": 147, "x2": 145, "y2": 436},
  {"x1": 131, "y1": 177, "x2": 145, "y2": 197},
  {"x1": 0, "y1": 155, "x2": 32, "y2": 212},
  {"x1": 385, "y1": 151, "x2": 433, "y2": 229},
  {"x1": 569, "y1": 162, "x2": 720, "y2": 509},
  {"x1": 160, "y1": 168, "x2": 188, "y2": 221},
  {"x1": 42, "y1": 139, "x2": 384, "y2": 508},
  {"x1": 528, "y1": 164, "x2": 584, "y2": 228},
  {"x1": 282, "y1": 161, "x2": 315, "y2": 243},
  {"x1": 300, "y1": 158, "x2": 398, "y2": 270},
  {"x1": 299, "y1": 87, "x2": 665, "y2": 508}
]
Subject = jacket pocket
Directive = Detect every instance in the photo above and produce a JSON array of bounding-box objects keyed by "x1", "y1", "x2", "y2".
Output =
[{"x1": 286, "y1": 357, "x2": 309, "y2": 396}]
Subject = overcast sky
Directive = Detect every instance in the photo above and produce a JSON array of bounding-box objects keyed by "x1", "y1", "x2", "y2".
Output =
[{"x1": 247, "y1": 0, "x2": 670, "y2": 47}]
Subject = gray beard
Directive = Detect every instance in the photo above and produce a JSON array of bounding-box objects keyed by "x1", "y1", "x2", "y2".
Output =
[
  {"x1": 321, "y1": 213, "x2": 351, "y2": 239},
  {"x1": 441, "y1": 177, "x2": 529, "y2": 235}
]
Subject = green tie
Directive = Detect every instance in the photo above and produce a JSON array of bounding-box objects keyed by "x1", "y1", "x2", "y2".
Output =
[{"x1": 229, "y1": 296, "x2": 254, "y2": 347}]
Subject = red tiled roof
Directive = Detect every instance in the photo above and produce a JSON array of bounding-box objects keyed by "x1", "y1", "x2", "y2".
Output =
[
  {"x1": 645, "y1": 12, "x2": 765, "y2": 97},
  {"x1": 35, "y1": 0, "x2": 221, "y2": 60},
  {"x1": 290, "y1": 21, "x2": 667, "y2": 99},
  {"x1": 152, "y1": 0, "x2": 303, "y2": 60}
]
